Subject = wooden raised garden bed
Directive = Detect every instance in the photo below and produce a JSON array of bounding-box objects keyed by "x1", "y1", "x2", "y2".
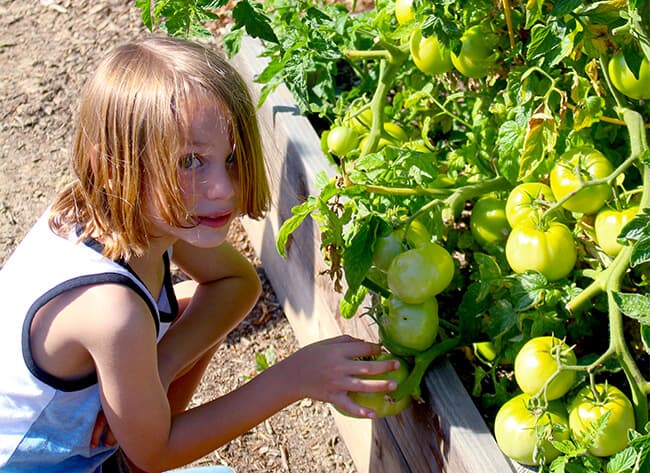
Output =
[{"x1": 232, "y1": 36, "x2": 533, "y2": 473}]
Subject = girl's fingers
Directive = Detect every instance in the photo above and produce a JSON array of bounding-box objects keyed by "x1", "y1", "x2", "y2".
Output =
[
  {"x1": 350, "y1": 359, "x2": 401, "y2": 377},
  {"x1": 347, "y1": 376, "x2": 397, "y2": 393},
  {"x1": 330, "y1": 393, "x2": 377, "y2": 419}
]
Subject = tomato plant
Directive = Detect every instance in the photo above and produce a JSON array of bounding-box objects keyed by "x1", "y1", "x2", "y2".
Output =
[
  {"x1": 568, "y1": 383, "x2": 636, "y2": 457},
  {"x1": 608, "y1": 52, "x2": 650, "y2": 100},
  {"x1": 346, "y1": 353, "x2": 411, "y2": 418},
  {"x1": 469, "y1": 195, "x2": 510, "y2": 247},
  {"x1": 505, "y1": 221, "x2": 577, "y2": 281},
  {"x1": 514, "y1": 336, "x2": 577, "y2": 401},
  {"x1": 382, "y1": 295, "x2": 439, "y2": 352},
  {"x1": 549, "y1": 147, "x2": 615, "y2": 215},
  {"x1": 146, "y1": 0, "x2": 650, "y2": 469},
  {"x1": 594, "y1": 206, "x2": 639, "y2": 257},
  {"x1": 494, "y1": 393, "x2": 570, "y2": 466}
]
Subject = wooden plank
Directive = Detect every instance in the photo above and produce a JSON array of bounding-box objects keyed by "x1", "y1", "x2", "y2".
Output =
[{"x1": 231, "y1": 35, "x2": 535, "y2": 473}]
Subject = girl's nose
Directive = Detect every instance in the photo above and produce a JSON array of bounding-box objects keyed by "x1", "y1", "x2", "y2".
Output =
[{"x1": 204, "y1": 162, "x2": 235, "y2": 201}]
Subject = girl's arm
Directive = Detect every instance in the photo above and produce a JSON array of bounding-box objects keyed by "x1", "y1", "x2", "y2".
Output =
[
  {"x1": 156, "y1": 240, "x2": 262, "y2": 388},
  {"x1": 90, "y1": 290, "x2": 397, "y2": 471}
]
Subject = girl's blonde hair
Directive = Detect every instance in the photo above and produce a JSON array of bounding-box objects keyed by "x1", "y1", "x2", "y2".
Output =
[{"x1": 49, "y1": 36, "x2": 270, "y2": 260}]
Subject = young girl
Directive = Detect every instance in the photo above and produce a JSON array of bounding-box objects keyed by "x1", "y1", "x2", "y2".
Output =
[{"x1": 0, "y1": 36, "x2": 400, "y2": 473}]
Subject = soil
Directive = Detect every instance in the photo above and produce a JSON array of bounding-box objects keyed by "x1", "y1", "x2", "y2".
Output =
[{"x1": 0, "y1": 1, "x2": 356, "y2": 472}]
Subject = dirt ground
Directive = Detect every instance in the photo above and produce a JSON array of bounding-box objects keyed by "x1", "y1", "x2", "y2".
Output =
[{"x1": 0, "y1": 1, "x2": 356, "y2": 471}]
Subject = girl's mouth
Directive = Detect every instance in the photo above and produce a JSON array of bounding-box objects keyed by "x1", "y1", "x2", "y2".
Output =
[{"x1": 196, "y1": 212, "x2": 232, "y2": 228}]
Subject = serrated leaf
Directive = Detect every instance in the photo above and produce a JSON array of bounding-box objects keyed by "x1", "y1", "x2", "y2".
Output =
[
  {"x1": 511, "y1": 271, "x2": 548, "y2": 311},
  {"x1": 276, "y1": 200, "x2": 317, "y2": 257},
  {"x1": 340, "y1": 285, "x2": 368, "y2": 319},
  {"x1": 457, "y1": 283, "x2": 488, "y2": 342},
  {"x1": 518, "y1": 108, "x2": 556, "y2": 181},
  {"x1": 551, "y1": 0, "x2": 583, "y2": 16},
  {"x1": 573, "y1": 95, "x2": 605, "y2": 131},
  {"x1": 631, "y1": 237, "x2": 650, "y2": 267},
  {"x1": 613, "y1": 292, "x2": 650, "y2": 324},
  {"x1": 232, "y1": 0, "x2": 278, "y2": 44},
  {"x1": 497, "y1": 119, "x2": 526, "y2": 183},
  {"x1": 606, "y1": 445, "x2": 640, "y2": 473},
  {"x1": 486, "y1": 299, "x2": 518, "y2": 338},
  {"x1": 342, "y1": 215, "x2": 383, "y2": 291}
]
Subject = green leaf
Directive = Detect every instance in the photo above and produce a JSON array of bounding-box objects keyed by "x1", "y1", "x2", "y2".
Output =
[
  {"x1": 613, "y1": 292, "x2": 650, "y2": 324},
  {"x1": 486, "y1": 299, "x2": 518, "y2": 339},
  {"x1": 510, "y1": 272, "x2": 548, "y2": 312},
  {"x1": 497, "y1": 119, "x2": 526, "y2": 183},
  {"x1": 340, "y1": 285, "x2": 368, "y2": 319},
  {"x1": 518, "y1": 107, "x2": 556, "y2": 181},
  {"x1": 551, "y1": 0, "x2": 583, "y2": 17},
  {"x1": 573, "y1": 96, "x2": 605, "y2": 131},
  {"x1": 135, "y1": 0, "x2": 153, "y2": 31},
  {"x1": 606, "y1": 445, "x2": 641, "y2": 473},
  {"x1": 276, "y1": 199, "x2": 317, "y2": 258},
  {"x1": 619, "y1": 208, "x2": 650, "y2": 243},
  {"x1": 526, "y1": 22, "x2": 573, "y2": 67},
  {"x1": 630, "y1": 237, "x2": 650, "y2": 267},
  {"x1": 457, "y1": 283, "x2": 488, "y2": 342},
  {"x1": 342, "y1": 214, "x2": 383, "y2": 291},
  {"x1": 232, "y1": 0, "x2": 278, "y2": 44}
]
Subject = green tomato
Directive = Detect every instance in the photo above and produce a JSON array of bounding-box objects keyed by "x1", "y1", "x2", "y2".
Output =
[
  {"x1": 450, "y1": 25, "x2": 498, "y2": 78},
  {"x1": 608, "y1": 52, "x2": 650, "y2": 100},
  {"x1": 470, "y1": 196, "x2": 510, "y2": 247},
  {"x1": 473, "y1": 341, "x2": 497, "y2": 364},
  {"x1": 549, "y1": 147, "x2": 614, "y2": 215},
  {"x1": 568, "y1": 383, "x2": 635, "y2": 457},
  {"x1": 409, "y1": 28, "x2": 452, "y2": 75},
  {"x1": 387, "y1": 242, "x2": 454, "y2": 304},
  {"x1": 506, "y1": 221, "x2": 576, "y2": 281},
  {"x1": 382, "y1": 122, "x2": 408, "y2": 143},
  {"x1": 394, "y1": 0, "x2": 415, "y2": 25},
  {"x1": 347, "y1": 353, "x2": 411, "y2": 418},
  {"x1": 373, "y1": 231, "x2": 404, "y2": 271},
  {"x1": 326, "y1": 126, "x2": 359, "y2": 156},
  {"x1": 594, "y1": 206, "x2": 639, "y2": 257},
  {"x1": 505, "y1": 182, "x2": 558, "y2": 228},
  {"x1": 494, "y1": 393, "x2": 570, "y2": 466},
  {"x1": 514, "y1": 336, "x2": 577, "y2": 400},
  {"x1": 383, "y1": 295, "x2": 439, "y2": 352}
]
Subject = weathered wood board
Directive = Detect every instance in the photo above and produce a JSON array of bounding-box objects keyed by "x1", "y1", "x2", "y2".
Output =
[{"x1": 232, "y1": 35, "x2": 534, "y2": 473}]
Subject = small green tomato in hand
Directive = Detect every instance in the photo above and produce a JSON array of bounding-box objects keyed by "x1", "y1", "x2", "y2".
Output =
[
  {"x1": 594, "y1": 206, "x2": 639, "y2": 257},
  {"x1": 494, "y1": 393, "x2": 570, "y2": 466},
  {"x1": 568, "y1": 383, "x2": 635, "y2": 457},
  {"x1": 383, "y1": 295, "x2": 439, "y2": 352},
  {"x1": 514, "y1": 336, "x2": 577, "y2": 400},
  {"x1": 549, "y1": 147, "x2": 614, "y2": 215},
  {"x1": 387, "y1": 242, "x2": 454, "y2": 304},
  {"x1": 346, "y1": 353, "x2": 411, "y2": 418}
]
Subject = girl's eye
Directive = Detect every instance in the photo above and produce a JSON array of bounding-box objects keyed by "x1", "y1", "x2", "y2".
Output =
[
  {"x1": 225, "y1": 151, "x2": 236, "y2": 167},
  {"x1": 178, "y1": 154, "x2": 202, "y2": 170}
]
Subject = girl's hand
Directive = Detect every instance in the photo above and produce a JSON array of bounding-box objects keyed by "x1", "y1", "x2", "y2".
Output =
[
  {"x1": 90, "y1": 409, "x2": 116, "y2": 449},
  {"x1": 287, "y1": 335, "x2": 401, "y2": 418}
]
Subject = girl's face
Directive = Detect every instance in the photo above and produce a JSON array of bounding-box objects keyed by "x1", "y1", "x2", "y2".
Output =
[{"x1": 147, "y1": 99, "x2": 239, "y2": 249}]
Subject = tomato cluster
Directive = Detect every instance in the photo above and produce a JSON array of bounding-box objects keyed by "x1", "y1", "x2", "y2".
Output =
[{"x1": 494, "y1": 336, "x2": 636, "y2": 466}]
